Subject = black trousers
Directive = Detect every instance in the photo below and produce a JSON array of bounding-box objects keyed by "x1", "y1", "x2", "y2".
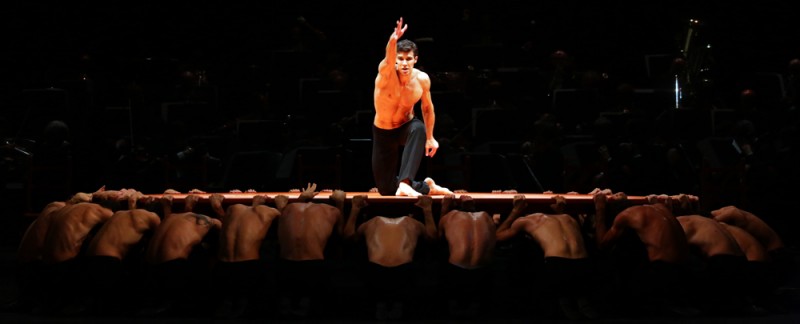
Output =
[{"x1": 372, "y1": 119, "x2": 430, "y2": 196}]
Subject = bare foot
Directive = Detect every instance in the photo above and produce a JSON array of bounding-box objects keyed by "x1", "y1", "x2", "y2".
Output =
[
  {"x1": 369, "y1": 187, "x2": 379, "y2": 193},
  {"x1": 396, "y1": 182, "x2": 422, "y2": 197},
  {"x1": 424, "y1": 177, "x2": 453, "y2": 195}
]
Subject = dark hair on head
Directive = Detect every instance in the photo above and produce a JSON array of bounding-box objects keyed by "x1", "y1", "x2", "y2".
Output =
[{"x1": 397, "y1": 39, "x2": 418, "y2": 56}]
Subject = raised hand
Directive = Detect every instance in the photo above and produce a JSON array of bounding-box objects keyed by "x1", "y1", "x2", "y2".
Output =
[
  {"x1": 392, "y1": 17, "x2": 407, "y2": 40},
  {"x1": 298, "y1": 183, "x2": 319, "y2": 202}
]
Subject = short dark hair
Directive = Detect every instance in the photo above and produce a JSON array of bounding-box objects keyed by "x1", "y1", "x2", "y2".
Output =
[{"x1": 397, "y1": 39, "x2": 418, "y2": 56}]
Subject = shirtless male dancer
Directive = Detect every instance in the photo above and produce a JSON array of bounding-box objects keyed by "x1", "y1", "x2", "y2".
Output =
[
  {"x1": 676, "y1": 213, "x2": 755, "y2": 314},
  {"x1": 35, "y1": 189, "x2": 119, "y2": 315},
  {"x1": 371, "y1": 16, "x2": 452, "y2": 197},
  {"x1": 274, "y1": 183, "x2": 345, "y2": 318},
  {"x1": 710, "y1": 205, "x2": 795, "y2": 285},
  {"x1": 594, "y1": 193, "x2": 697, "y2": 317},
  {"x1": 496, "y1": 194, "x2": 599, "y2": 320},
  {"x1": 719, "y1": 222, "x2": 780, "y2": 310},
  {"x1": 139, "y1": 193, "x2": 221, "y2": 316},
  {"x1": 712, "y1": 205, "x2": 796, "y2": 311},
  {"x1": 437, "y1": 194, "x2": 496, "y2": 318},
  {"x1": 343, "y1": 194, "x2": 437, "y2": 320},
  {"x1": 56, "y1": 192, "x2": 160, "y2": 315},
  {"x1": 12, "y1": 191, "x2": 92, "y2": 312},
  {"x1": 209, "y1": 192, "x2": 280, "y2": 318}
]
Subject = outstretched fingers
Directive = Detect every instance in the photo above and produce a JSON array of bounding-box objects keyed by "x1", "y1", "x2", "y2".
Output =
[{"x1": 395, "y1": 17, "x2": 407, "y2": 38}]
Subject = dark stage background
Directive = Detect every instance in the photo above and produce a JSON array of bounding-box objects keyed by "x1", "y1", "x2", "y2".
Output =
[
  {"x1": 1, "y1": 1, "x2": 799, "y2": 242},
  {"x1": 1, "y1": 3, "x2": 800, "y2": 322}
]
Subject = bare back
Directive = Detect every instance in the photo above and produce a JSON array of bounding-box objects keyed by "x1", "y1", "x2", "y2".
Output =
[
  {"x1": 515, "y1": 213, "x2": 588, "y2": 259},
  {"x1": 277, "y1": 202, "x2": 341, "y2": 261},
  {"x1": 710, "y1": 206, "x2": 784, "y2": 251},
  {"x1": 677, "y1": 215, "x2": 744, "y2": 258},
  {"x1": 612, "y1": 204, "x2": 689, "y2": 263},
  {"x1": 145, "y1": 212, "x2": 219, "y2": 264},
  {"x1": 359, "y1": 216, "x2": 423, "y2": 267},
  {"x1": 439, "y1": 210, "x2": 496, "y2": 268},
  {"x1": 42, "y1": 202, "x2": 114, "y2": 263},
  {"x1": 17, "y1": 201, "x2": 66, "y2": 262},
  {"x1": 85, "y1": 209, "x2": 161, "y2": 260},
  {"x1": 219, "y1": 204, "x2": 280, "y2": 262},
  {"x1": 722, "y1": 223, "x2": 769, "y2": 262}
]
